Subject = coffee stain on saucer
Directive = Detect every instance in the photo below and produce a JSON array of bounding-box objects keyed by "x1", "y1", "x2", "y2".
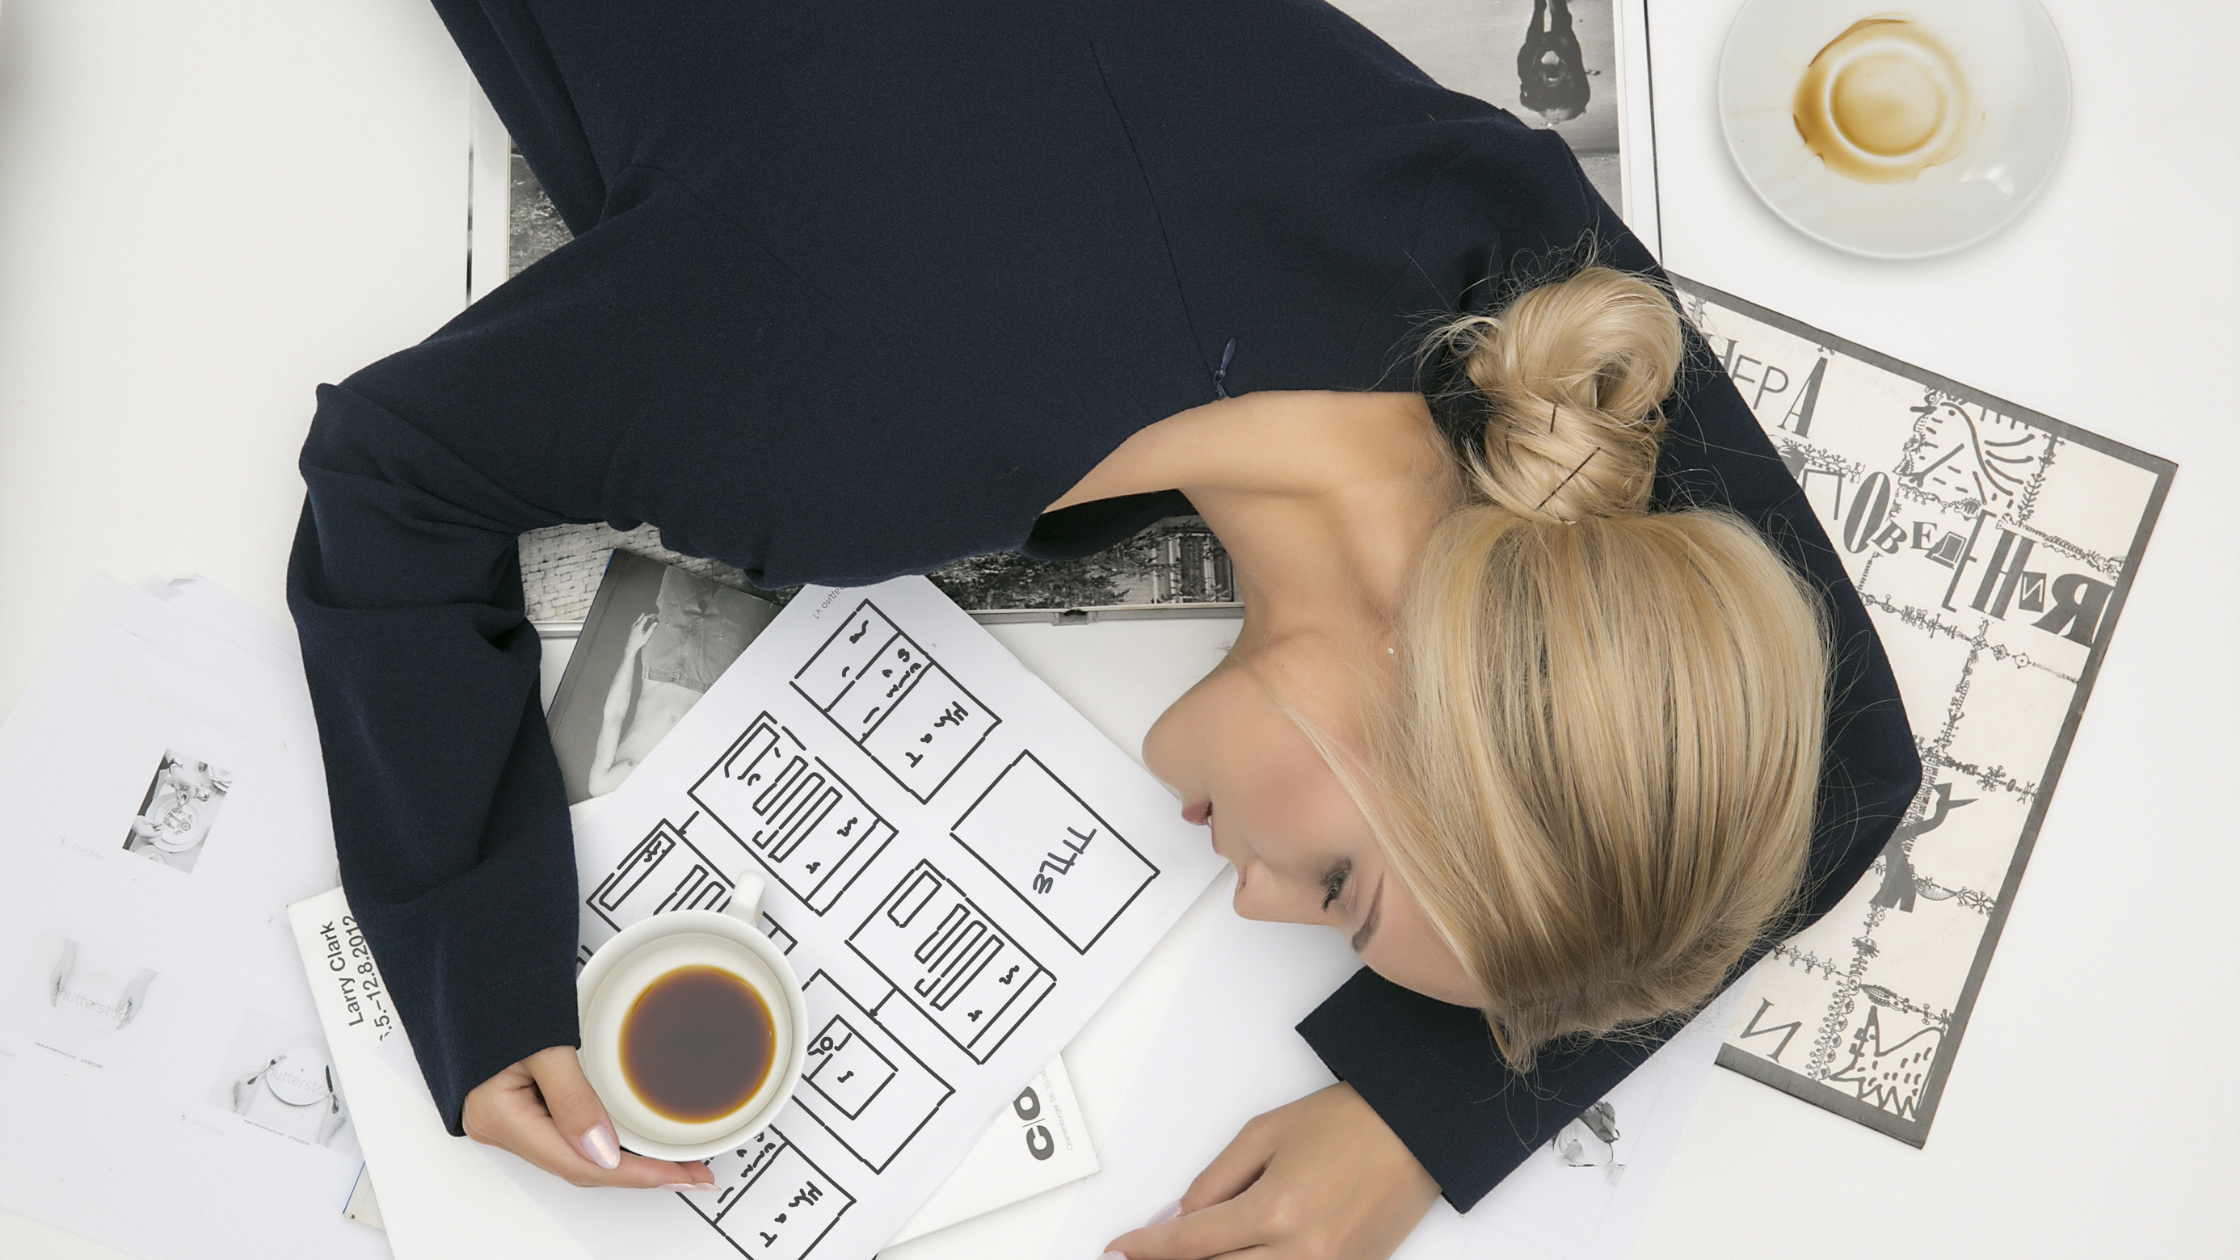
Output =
[{"x1": 1793, "y1": 17, "x2": 1969, "y2": 183}]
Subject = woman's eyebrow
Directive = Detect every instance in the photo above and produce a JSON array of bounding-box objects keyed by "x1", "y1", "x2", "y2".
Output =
[{"x1": 1351, "y1": 874, "x2": 1384, "y2": 952}]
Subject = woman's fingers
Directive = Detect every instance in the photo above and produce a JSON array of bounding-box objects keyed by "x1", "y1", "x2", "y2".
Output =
[
  {"x1": 1102, "y1": 1084, "x2": 1436, "y2": 1260},
  {"x1": 1180, "y1": 1112, "x2": 1280, "y2": 1213},
  {"x1": 1103, "y1": 1195, "x2": 1275, "y2": 1260},
  {"x1": 522, "y1": 1046, "x2": 628, "y2": 1171},
  {"x1": 461, "y1": 1048, "x2": 715, "y2": 1191}
]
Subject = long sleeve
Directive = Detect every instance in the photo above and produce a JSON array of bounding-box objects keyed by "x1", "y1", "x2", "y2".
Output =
[
  {"x1": 1295, "y1": 138, "x2": 1925, "y2": 1210},
  {"x1": 289, "y1": 392, "x2": 581, "y2": 1130},
  {"x1": 284, "y1": 156, "x2": 1176, "y2": 1127},
  {"x1": 285, "y1": 190, "x2": 760, "y2": 1130}
]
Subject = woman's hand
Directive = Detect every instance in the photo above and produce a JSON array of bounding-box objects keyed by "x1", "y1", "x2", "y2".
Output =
[
  {"x1": 1101, "y1": 1083, "x2": 1437, "y2": 1260},
  {"x1": 461, "y1": 1046, "x2": 717, "y2": 1191},
  {"x1": 623, "y1": 612, "x2": 659, "y2": 653}
]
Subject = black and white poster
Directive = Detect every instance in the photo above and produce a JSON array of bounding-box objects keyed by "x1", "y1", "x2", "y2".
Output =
[{"x1": 1676, "y1": 277, "x2": 2176, "y2": 1145}]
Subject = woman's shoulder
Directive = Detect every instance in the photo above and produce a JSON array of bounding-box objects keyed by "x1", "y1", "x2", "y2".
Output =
[{"x1": 1046, "y1": 389, "x2": 1442, "y2": 512}]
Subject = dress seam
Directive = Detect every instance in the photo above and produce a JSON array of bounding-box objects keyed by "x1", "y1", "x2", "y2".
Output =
[{"x1": 1088, "y1": 41, "x2": 1216, "y2": 382}]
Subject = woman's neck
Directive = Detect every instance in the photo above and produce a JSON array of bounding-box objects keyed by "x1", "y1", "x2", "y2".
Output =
[{"x1": 1048, "y1": 391, "x2": 1461, "y2": 649}]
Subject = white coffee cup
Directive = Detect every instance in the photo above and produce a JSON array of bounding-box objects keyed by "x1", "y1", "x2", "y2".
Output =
[{"x1": 576, "y1": 870, "x2": 809, "y2": 1160}]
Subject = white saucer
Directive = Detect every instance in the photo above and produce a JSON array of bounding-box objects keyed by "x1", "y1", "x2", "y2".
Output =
[{"x1": 1718, "y1": 0, "x2": 2070, "y2": 259}]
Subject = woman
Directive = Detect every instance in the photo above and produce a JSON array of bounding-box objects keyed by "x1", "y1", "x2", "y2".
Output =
[{"x1": 286, "y1": 3, "x2": 1920, "y2": 1257}]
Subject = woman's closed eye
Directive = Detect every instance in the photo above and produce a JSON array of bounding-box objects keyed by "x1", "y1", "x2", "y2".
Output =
[{"x1": 1320, "y1": 859, "x2": 1352, "y2": 911}]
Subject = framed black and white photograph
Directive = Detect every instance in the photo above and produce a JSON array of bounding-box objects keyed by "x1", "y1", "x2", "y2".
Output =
[{"x1": 544, "y1": 551, "x2": 780, "y2": 804}]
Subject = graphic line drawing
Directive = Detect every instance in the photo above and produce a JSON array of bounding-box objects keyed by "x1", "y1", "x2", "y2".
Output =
[
  {"x1": 1677, "y1": 276, "x2": 2176, "y2": 1147},
  {"x1": 791, "y1": 601, "x2": 1000, "y2": 802},
  {"x1": 685, "y1": 1125, "x2": 853, "y2": 1260},
  {"x1": 951, "y1": 751, "x2": 1160, "y2": 953},
  {"x1": 757, "y1": 912, "x2": 798, "y2": 956},
  {"x1": 793, "y1": 971, "x2": 955, "y2": 1172},
  {"x1": 689, "y1": 714, "x2": 898, "y2": 913},
  {"x1": 585, "y1": 819, "x2": 737, "y2": 936},
  {"x1": 847, "y1": 860, "x2": 1055, "y2": 1063}
]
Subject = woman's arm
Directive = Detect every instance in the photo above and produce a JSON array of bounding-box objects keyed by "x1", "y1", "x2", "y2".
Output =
[
  {"x1": 584, "y1": 613, "x2": 657, "y2": 798},
  {"x1": 289, "y1": 389, "x2": 712, "y2": 1191}
]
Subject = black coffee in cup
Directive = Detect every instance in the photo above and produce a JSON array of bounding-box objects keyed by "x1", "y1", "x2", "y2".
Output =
[{"x1": 618, "y1": 964, "x2": 776, "y2": 1123}]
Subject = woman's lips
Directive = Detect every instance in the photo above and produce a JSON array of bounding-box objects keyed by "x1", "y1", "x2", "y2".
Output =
[{"x1": 1182, "y1": 801, "x2": 1211, "y2": 826}]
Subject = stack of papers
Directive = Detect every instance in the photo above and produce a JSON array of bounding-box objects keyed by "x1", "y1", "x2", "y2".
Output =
[
  {"x1": 294, "y1": 576, "x2": 1225, "y2": 1259},
  {"x1": 0, "y1": 578, "x2": 384, "y2": 1260},
  {"x1": 0, "y1": 574, "x2": 1136, "y2": 1260}
]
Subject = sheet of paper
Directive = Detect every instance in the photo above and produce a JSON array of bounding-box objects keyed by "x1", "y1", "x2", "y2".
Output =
[
  {"x1": 0, "y1": 578, "x2": 387, "y2": 1260},
  {"x1": 884, "y1": 1055, "x2": 1097, "y2": 1246},
  {"x1": 287, "y1": 886, "x2": 593, "y2": 1260},
  {"x1": 1047, "y1": 875, "x2": 1741, "y2": 1260},
  {"x1": 484, "y1": 578, "x2": 1227, "y2": 1260},
  {"x1": 538, "y1": 550, "x2": 1104, "y2": 1245}
]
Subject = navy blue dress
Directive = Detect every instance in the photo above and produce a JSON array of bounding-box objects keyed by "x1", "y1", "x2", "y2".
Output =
[{"x1": 287, "y1": 0, "x2": 1921, "y2": 1209}]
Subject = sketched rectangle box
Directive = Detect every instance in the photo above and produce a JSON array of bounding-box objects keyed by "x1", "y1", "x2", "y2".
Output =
[
  {"x1": 790, "y1": 599, "x2": 1000, "y2": 802},
  {"x1": 690, "y1": 1126, "x2": 853, "y2": 1260},
  {"x1": 584, "y1": 819, "x2": 737, "y2": 934},
  {"x1": 793, "y1": 971, "x2": 955, "y2": 1172},
  {"x1": 951, "y1": 752, "x2": 1159, "y2": 953},
  {"x1": 847, "y1": 860, "x2": 1055, "y2": 1063},
  {"x1": 689, "y1": 714, "x2": 897, "y2": 914}
]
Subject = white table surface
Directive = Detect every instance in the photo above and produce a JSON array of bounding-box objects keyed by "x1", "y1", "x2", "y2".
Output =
[{"x1": 3, "y1": 1, "x2": 2234, "y2": 1257}]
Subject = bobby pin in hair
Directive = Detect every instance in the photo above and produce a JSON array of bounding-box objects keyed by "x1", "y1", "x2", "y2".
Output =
[
  {"x1": 1550, "y1": 400, "x2": 1559, "y2": 433},
  {"x1": 1535, "y1": 446, "x2": 1599, "y2": 514}
]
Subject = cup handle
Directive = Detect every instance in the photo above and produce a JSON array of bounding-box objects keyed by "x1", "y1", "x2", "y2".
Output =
[{"x1": 725, "y1": 869, "x2": 768, "y2": 923}]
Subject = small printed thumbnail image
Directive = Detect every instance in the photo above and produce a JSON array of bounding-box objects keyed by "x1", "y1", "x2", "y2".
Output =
[
  {"x1": 13, "y1": 929, "x2": 182, "y2": 1075},
  {"x1": 43, "y1": 935, "x2": 158, "y2": 1036},
  {"x1": 1546, "y1": 1099, "x2": 1626, "y2": 1185},
  {"x1": 121, "y1": 749, "x2": 232, "y2": 873},
  {"x1": 205, "y1": 1008, "x2": 359, "y2": 1158}
]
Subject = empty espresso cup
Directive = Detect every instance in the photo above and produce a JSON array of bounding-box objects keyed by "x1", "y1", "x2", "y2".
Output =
[{"x1": 576, "y1": 870, "x2": 809, "y2": 1160}]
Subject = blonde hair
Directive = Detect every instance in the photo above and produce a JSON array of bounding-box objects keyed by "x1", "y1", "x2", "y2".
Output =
[{"x1": 1375, "y1": 267, "x2": 1828, "y2": 1071}]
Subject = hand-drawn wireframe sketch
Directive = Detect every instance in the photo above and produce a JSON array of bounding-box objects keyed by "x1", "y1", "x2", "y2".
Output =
[
  {"x1": 1546, "y1": 1100, "x2": 1626, "y2": 1186},
  {"x1": 1675, "y1": 277, "x2": 2176, "y2": 1146},
  {"x1": 847, "y1": 860, "x2": 1056, "y2": 1063},
  {"x1": 952, "y1": 752, "x2": 1160, "y2": 953},
  {"x1": 120, "y1": 750, "x2": 231, "y2": 872},
  {"x1": 688, "y1": 715, "x2": 898, "y2": 913},
  {"x1": 757, "y1": 912, "x2": 797, "y2": 955},
  {"x1": 684, "y1": 1125, "x2": 854, "y2": 1260},
  {"x1": 790, "y1": 602, "x2": 1000, "y2": 802},
  {"x1": 792, "y1": 971, "x2": 956, "y2": 1172},
  {"x1": 541, "y1": 575, "x2": 1228, "y2": 1259},
  {"x1": 49, "y1": 938, "x2": 156, "y2": 1030},
  {"x1": 583, "y1": 818, "x2": 739, "y2": 940}
]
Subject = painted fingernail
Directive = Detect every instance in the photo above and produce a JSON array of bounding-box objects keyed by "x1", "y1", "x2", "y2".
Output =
[
  {"x1": 1100, "y1": 1253, "x2": 1128, "y2": 1260},
  {"x1": 579, "y1": 1122, "x2": 621, "y2": 1170},
  {"x1": 662, "y1": 1182, "x2": 700, "y2": 1192},
  {"x1": 1147, "y1": 1200, "x2": 1183, "y2": 1226}
]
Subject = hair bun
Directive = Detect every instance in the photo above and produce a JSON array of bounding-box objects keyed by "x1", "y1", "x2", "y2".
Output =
[{"x1": 1430, "y1": 267, "x2": 1684, "y2": 523}]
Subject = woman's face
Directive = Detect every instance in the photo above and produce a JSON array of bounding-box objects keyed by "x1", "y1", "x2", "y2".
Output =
[{"x1": 1142, "y1": 646, "x2": 1486, "y2": 1009}]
